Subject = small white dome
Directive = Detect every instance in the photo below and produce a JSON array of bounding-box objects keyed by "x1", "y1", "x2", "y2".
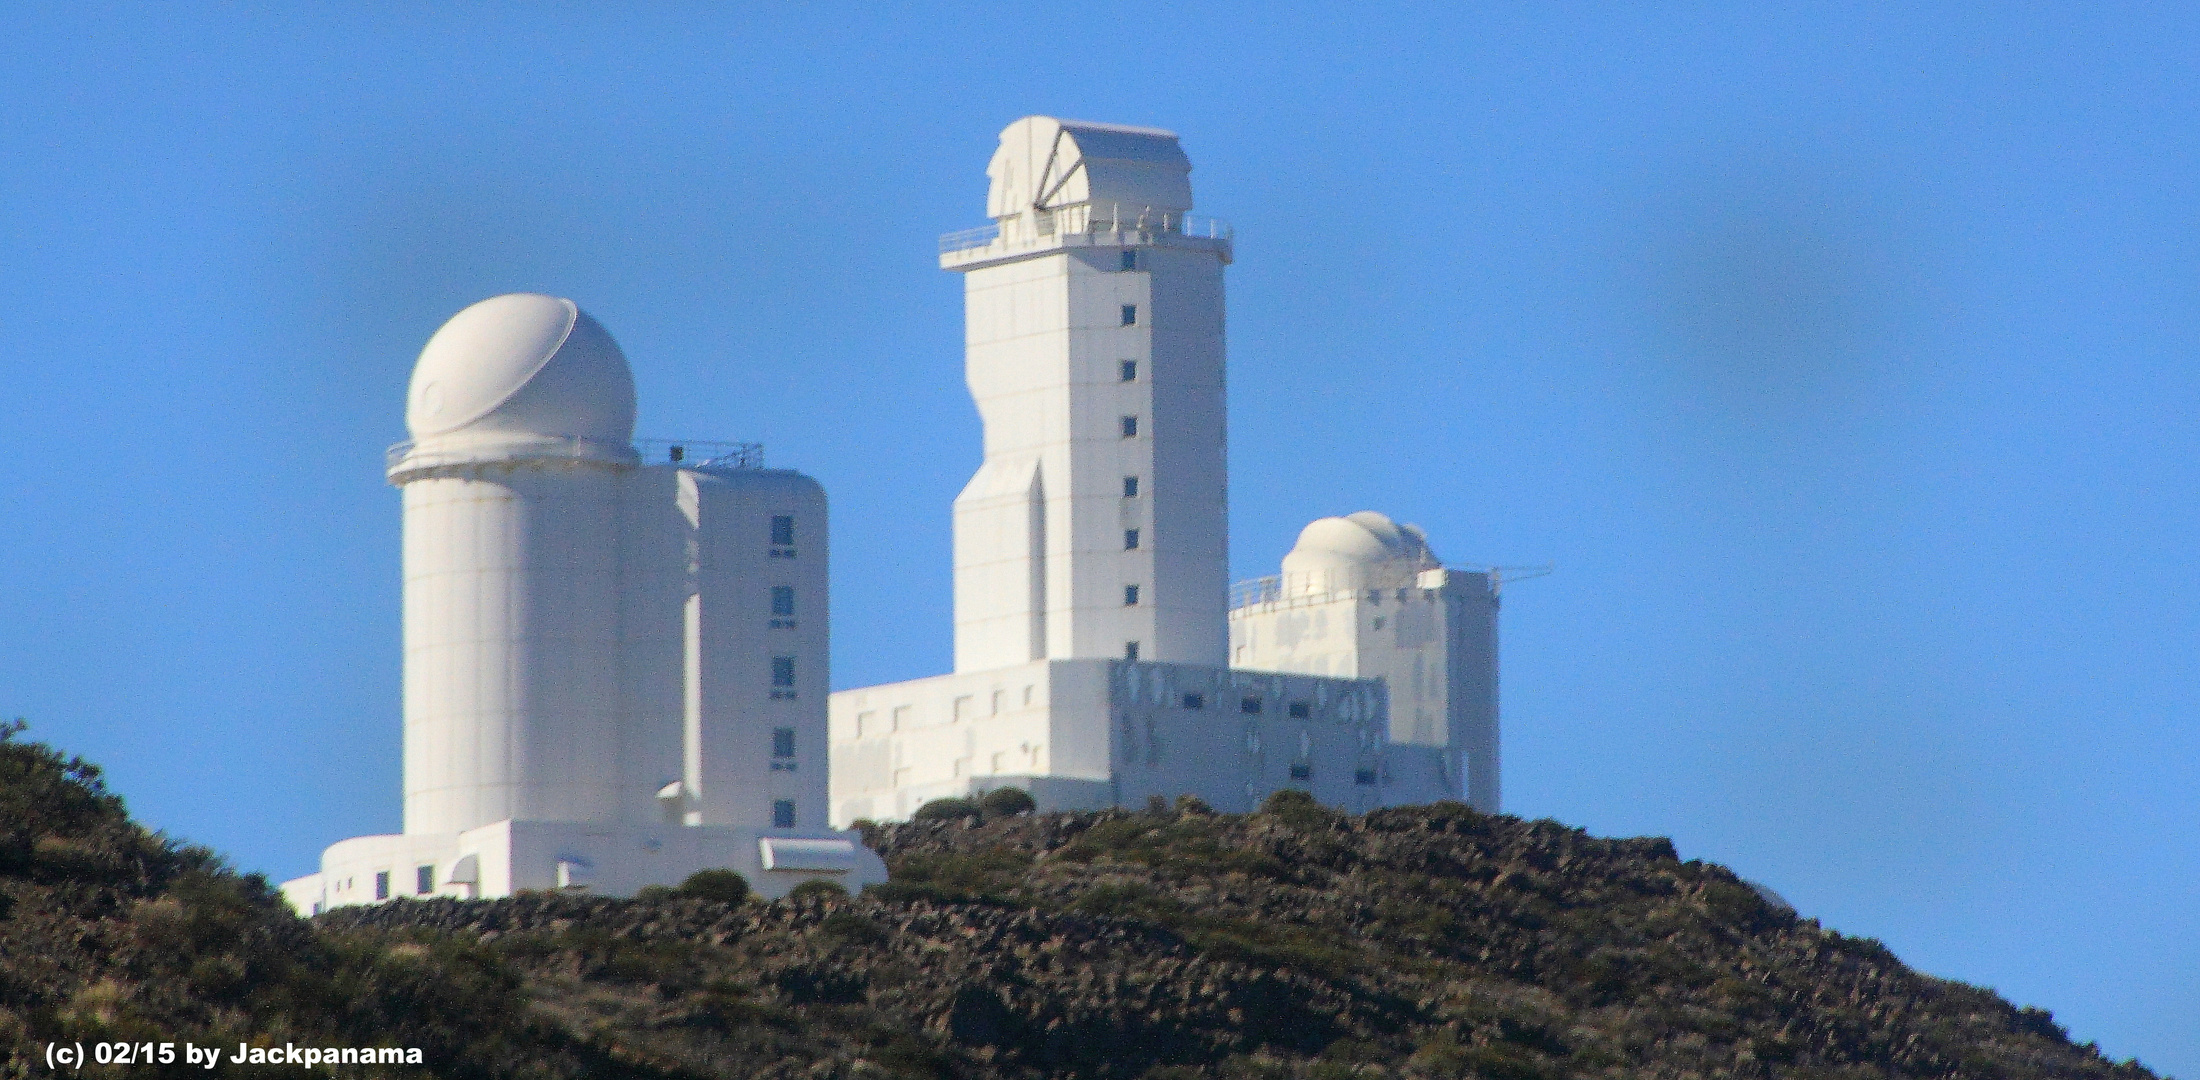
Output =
[
  {"x1": 405, "y1": 294, "x2": 636, "y2": 445},
  {"x1": 1281, "y1": 511, "x2": 1440, "y2": 578}
]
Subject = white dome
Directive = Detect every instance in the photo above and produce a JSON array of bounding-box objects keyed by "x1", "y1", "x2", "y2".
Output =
[
  {"x1": 405, "y1": 294, "x2": 636, "y2": 445},
  {"x1": 1281, "y1": 511, "x2": 1440, "y2": 577}
]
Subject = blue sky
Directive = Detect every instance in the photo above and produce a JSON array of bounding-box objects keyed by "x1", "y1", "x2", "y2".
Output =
[{"x1": 2, "y1": 4, "x2": 2194, "y2": 1071}]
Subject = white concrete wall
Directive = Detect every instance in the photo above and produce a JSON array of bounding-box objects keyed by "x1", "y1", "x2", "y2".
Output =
[
  {"x1": 1441, "y1": 571, "x2": 1501, "y2": 814},
  {"x1": 400, "y1": 462, "x2": 627, "y2": 835},
  {"x1": 829, "y1": 660, "x2": 1063, "y2": 824},
  {"x1": 827, "y1": 660, "x2": 1448, "y2": 825},
  {"x1": 399, "y1": 459, "x2": 832, "y2": 836},
  {"x1": 614, "y1": 466, "x2": 689, "y2": 824},
  {"x1": 684, "y1": 469, "x2": 831, "y2": 832},
  {"x1": 1103, "y1": 662, "x2": 1452, "y2": 813}
]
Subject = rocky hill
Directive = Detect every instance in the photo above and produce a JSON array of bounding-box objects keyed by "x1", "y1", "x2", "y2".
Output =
[{"x1": 0, "y1": 725, "x2": 2164, "y2": 1079}]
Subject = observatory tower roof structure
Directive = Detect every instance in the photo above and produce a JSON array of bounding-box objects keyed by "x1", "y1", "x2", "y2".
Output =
[
  {"x1": 1282, "y1": 511, "x2": 1440, "y2": 577},
  {"x1": 986, "y1": 116, "x2": 1194, "y2": 221},
  {"x1": 392, "y1": 293, "x2": 638, "y2": 478},
  {"x1": 405, "y1": 293, "x2": 637, "y2": 445}
]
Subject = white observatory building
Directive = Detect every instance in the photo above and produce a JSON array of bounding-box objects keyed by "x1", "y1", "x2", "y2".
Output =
[
  {"x1": 1229, "y1": 512, "x2": 1502, "y2": 812},
  {"x1": 828, "y1": 117, "x2": 1510, "y2": 823},
  {"x1": 283, "y1": 294, "x2": 883, "y2": 915}
]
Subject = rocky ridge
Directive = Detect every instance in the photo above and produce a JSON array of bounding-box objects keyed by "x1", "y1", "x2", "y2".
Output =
[{"x1": 0, "y1": 726, "x2": 2164, "y2": 1079}]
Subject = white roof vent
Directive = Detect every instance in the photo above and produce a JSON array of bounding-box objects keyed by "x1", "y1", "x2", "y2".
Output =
[{"x1": 758, "y1": 837, "x2": 856, "y2": 873}]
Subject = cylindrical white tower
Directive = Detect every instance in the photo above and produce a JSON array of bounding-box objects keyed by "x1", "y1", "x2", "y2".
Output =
[{"x1": 390, "y1": 294, "x2": 640, "y2": 836}]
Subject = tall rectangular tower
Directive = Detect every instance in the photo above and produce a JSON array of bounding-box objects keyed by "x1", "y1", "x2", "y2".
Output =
[
  {"x1": 945, "y1": 117, "x2": 1232, "y2": 672},
  {"x1": 834, "y1": 120, "x2": 1471, "y2": 826}
]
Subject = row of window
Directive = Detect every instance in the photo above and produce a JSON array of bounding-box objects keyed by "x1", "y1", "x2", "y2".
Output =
[
  {"x1": 1276, "y1": 764, "x2": 1381, "y2": 785},
  {"x1": 369, "y1": 865, "x2": 436, "y2": 901},
  {"x1": 1166, "y1": 692, "x2": 1316, "y2": 718},
  {"x1": 850, "y1": 684, "x2": 1042, "y2": 737}
]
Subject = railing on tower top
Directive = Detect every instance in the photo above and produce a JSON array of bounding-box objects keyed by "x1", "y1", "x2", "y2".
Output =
[
  {"x1": 1228, "y1": 563, "x2": 1553, "y2": 611},
  {"x1": 385, "y1": 437, "x2": 763, "y2": 473},
  {"x1": 634, "y1": 439, "x2": 765, "y2": 470},
  {"x1": 940, "y1": 204, "x2": 1233, "y2": 254}
]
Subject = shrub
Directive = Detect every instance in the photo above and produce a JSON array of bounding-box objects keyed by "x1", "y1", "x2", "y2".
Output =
[
  {"x1": 819, "y1": 909, "x2": 888, "y2": 946},
  {"x1": 676, "y1": 868, "x2": 751, "y2": 905},
  {"x1": 913, "y1": 797, "x2": 981, "y2": 821},
  {"x1": 978, "y1": 787, "x2": 1036, "y2": 818},
  {"x1": 1259, "y1": 789, "x2": 1333, "y2": 828},
  {"x1": 872, "y1": 848, "x2": 1033, "y2": 905},
  {"x1": 787, "y1": 879, "x2": 849, "y2": 902}
]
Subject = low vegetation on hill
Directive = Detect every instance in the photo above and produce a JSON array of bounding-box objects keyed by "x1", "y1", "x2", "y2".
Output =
[{"x1": 0, "y1": 724, "x2": 2162, "y2": 1079}]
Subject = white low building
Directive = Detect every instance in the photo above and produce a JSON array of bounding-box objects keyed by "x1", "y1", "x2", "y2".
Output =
[
  {"x1": 283, "y1": 294, "x2": 884, "y2": 915},
  {"x1": 830, "y1": 660, "x2": 1454, "y2": 823},
  {"x1": 828, "y1": 117, "x2": 1503, "y2": 824}
]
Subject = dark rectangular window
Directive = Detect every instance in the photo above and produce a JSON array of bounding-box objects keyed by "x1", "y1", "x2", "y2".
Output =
[
  {"x1": 772, "y1": 800, "x2": 796, "y2": 828},
  {"x1": 770, "y1": 515, "x2": 795, "y2": 546},
  {"x1": 1120, "y1": 415, "x2": 1138, "y2": 438},
  {"x1": 1182, "y1": 693, "x2": 1204, "y2": 710},
  {"x1": 1354, "y1": 767, "x2": 1379, "y2": 786},
  {"x1": 1124, "y1": 641, "x2": 1140, "y2": 660},
  {"x1": 1288, "y1": 701, "x2": 1312, "y2": 719},
  {"x1": 1241, "y1": 697, "x2": 1262, "y2": 714},
  {"x1": 1124, "y1": 529, "x2": 1140, "y2": 550},
  {"x1": 1120, "y1": 359, "x2": 1137, "y2": 382},
  {"x1": 416, "y1": 865, "x2": 434, "y2": 895},
  {"x1": 772, "y1": 656, "x2": 796, "y2": 687},
  {"x1": 1121, "y1": 304, "x2": 1137, "y2": 325},
  {"x1": 1122, "y1": 475, "x2": 1139, "y2": 497},
  {"x1": 374, "y1": 871, "x2": 390, "y2": 901},
  {"x1": 1124, "y1": 585, "x2": 1140, "y2": 606},
  {"x1": 1120, "y1": 250, "x2": 1137, "y2": 271},
  {"x1": 1289, "y1": 763, "x2": 1313, "y2": 781},
  {"x1": 771, "y1": 586, "x2": 795, "y2": 616},
  {"x1": 772, "y1": 727, "x2": 796, "y2": 757}
]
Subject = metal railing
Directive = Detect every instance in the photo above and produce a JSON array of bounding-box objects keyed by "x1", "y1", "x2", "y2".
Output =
[
  {"x1": 939, "y1": 223, "x2": 1002, "y2": 253},
  {"x1": 1229, "y1": 563, "x2": 1552, "y2": 611},
  {"x1": 386, "y1": 436, "x2": 762, "y2": 474},
  {"x1": 635, "y1": 439, "x2": 764, "y2": 471},
  {"x1": 939, "y1": 204, "x2": 1233, "y2": 255}
]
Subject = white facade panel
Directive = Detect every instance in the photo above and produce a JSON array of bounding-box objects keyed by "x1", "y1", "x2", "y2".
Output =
[
  {"x1": 951, "y1": 241, "x2": 1228, "y2": 671},
  {"x1": 685, "y1": 469, "x2": 831, "y2": 832},
  {"x1": 401, "y1": 464, "x2": 626, "y2": 835}
]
